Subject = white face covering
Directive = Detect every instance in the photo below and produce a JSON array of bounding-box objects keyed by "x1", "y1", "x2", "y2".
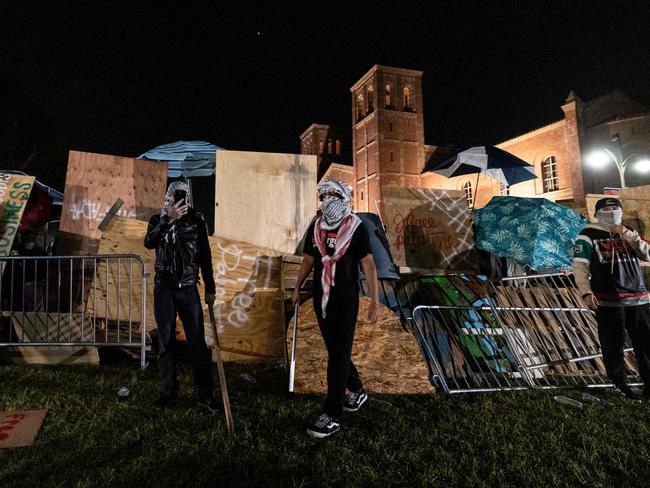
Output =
[
  {"x1": 318, "y1": 180, "x2": 353, "y2": 230},
  {"x1": 321, "y1": 195, "x2": 351, "y2": 227},
  {"x1": 596, "y1": 208, "x2": 623, "y2": 230}
]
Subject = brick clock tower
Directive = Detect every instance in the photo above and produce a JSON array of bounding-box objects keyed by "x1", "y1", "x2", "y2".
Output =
[{"x1": 350, "y1": 65, "x2": 427, "y2": 212}]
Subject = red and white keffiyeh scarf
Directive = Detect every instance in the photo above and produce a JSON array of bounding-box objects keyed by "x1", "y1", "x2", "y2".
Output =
[{"x1": 314, "y1": 212, "x2": 362, "y2": 317}]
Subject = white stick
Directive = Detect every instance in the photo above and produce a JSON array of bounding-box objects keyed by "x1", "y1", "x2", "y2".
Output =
[{"x1": 289, "y1": 303, "x2": 299, "y2": 392}]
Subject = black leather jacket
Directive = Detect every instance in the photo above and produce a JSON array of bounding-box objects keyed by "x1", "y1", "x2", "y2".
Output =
[{"x1": 144, "y1": 209, "x2": 215, "y2": 294}]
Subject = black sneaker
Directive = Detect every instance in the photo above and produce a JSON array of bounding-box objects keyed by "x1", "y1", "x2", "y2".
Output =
[
  {"x1": 343, "y1": 389, "x2": 368, "y2": 413},
  {"x1": 306, "y1": 414, "x2": 340, "y2": 439},
  {"x1": 153, "y1": 392, "x2": 178, "y2": 409},
  {"x1": 615, "y1": 384, "x2": 643, "y2": 402},
  {"x1": 197, "y1": 396, "x2": 220, "y2": 413}
]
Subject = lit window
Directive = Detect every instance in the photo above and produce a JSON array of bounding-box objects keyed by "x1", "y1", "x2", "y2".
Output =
[
  {"x1": 499, "y1": 182, "x2": 510, "y2": 196},
  {"x1": 403, "y1": 87, "x2": 410, "y2": 110},
  {"x1": 542, "y1": 156, "x2": 559, "y2": 192},
  {"x1": 385, "y1": 84, "x2": 392, "y2": 107},
  {"x1": 356, "y1": 94, "x2": 364, "y2": 121},
  {"x1": 318, "y1": 141, "x2": 324, "y2": 155},
  {"x1": 335, "y1": 140, "x2": 341, "y2": 155},
  {"x1": 367, "y1": 85, "x2": 374, "y2": 112},
  {"x1": 463, "y1": 181, "x2": 473, "y2": 207},
  {"x1": 327, "y1": 138, "x2": 333, "y2": 154}
]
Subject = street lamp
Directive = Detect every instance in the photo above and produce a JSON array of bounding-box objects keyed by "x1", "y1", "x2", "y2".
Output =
[{"x1": 585, "y1": 133, "x2": 648, "y2": 188}]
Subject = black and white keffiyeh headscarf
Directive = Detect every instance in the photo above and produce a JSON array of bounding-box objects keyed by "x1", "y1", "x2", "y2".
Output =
[
  {"x1": 318, "y1": 180, "x2": 353, "y2": 230},
  {"x1": 161, "y1": 181, "x2": 193, "y2": 217}
]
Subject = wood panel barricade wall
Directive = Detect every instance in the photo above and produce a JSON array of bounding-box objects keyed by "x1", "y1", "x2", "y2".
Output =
[
  {"x1": 94, "y1": 216, "x2": 286, "y2": 361},
  {"x1": 214, "y1": 150, "x2": 318, "y2": 255},
  {"x1": 287, "y1": 297, "x2": 432, "y2": 394},
  {"x1": 380, "y1": 185, "x2": 478, "y2": 273},
  {"x1": 59, "y1": 151, "x2": 168, "y2": 250}
]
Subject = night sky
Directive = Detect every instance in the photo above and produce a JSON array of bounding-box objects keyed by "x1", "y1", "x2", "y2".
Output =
[{"x1": 2, "y1": 1, "x2": 650, "y2": 189}]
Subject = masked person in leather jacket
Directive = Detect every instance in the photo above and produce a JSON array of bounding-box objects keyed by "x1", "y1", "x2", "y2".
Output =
[{"x1": 145, "y1": 181, "x2": 219, "y2": 412}]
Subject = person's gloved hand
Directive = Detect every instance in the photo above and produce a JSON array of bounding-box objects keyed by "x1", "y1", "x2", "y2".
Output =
[{"x1": 205, "y1": 293, "x2": 216, "y2": 305}]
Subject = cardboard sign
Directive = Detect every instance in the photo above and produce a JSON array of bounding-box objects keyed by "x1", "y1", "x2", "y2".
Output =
[
  {"x1": 0, "y1": 173, "x2": 35, "y2": 257},
  {"x1": 0, "y1": 410, "x2": 48, "y2": 448},
  {"x1": 381, "y1": 185, "x2": 478, "y2": 272}
]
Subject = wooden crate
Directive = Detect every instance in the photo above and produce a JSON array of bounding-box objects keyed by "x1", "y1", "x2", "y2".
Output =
[{"x1": 214, "y1": 150, "x2": 317, "y2": 255}]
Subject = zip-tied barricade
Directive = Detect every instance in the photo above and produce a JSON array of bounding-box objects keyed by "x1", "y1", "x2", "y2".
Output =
[
  {"x1": 0, "y1": 254, "x2": 150, "y2": 369},
  {"x1": 368, "y1": 273, "x2": 641, "y2": 394}
]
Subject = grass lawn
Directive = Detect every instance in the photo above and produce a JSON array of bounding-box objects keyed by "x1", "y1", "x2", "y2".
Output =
[{"x1": 1, "y1": 356, "x2": 650, "y2": 488}]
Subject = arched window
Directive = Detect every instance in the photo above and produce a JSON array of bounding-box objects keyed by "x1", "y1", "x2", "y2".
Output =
[
  {"x1": 385, "y1": 83, "x2": 392, "y2": 108},
  {"x1": 499, "y1": 182, "x2": 510, "y2": 196},
  {"x1": 463, "y1": 181, "x2": 474, "y2": 207},
  {"x1": 327, "y1": 138, "x2": 333, "y2": 154},
  {"x1": 390, "y1": 151, "x2": 394, "y2": 162},
  {"x1": 403, "y1": 87, "x2": 411, "y2": 111},
  {"x1": 356, "y1": 93, "x2": 365, "y2": 121},
  {"x1": 318, "y1": 141, "x2": 324, "y2": 155},
  {"x1": 367, "y1": 85, "x2": 374, "y2": 113},
  {"x1": 542, "y1": 156, "x2": 559, "y2": 192},
  {"x1": 335, "y1": 139, "x2": 341, "y2": 155}
]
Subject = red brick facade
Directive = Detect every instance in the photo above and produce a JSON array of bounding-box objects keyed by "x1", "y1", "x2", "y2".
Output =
[{"x1": 301, "y1": 66, "x2": 650, "y2": 212}]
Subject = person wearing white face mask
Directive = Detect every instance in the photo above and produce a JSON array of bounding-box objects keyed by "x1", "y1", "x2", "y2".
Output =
[
  {"x1": 573, "y1": 197, "x2": 650, "y2": 401},
  {"x1": 292, "y1": 180, "x2": 379, "y2": 438}
]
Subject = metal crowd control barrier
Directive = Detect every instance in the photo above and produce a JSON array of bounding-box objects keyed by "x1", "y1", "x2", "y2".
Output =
[
  {"x1": 410, "y1": 273, "x2": 641, "y2": 394},
  {"x1": 0, "y1": 254, "x2": 149, "y2": 369}
]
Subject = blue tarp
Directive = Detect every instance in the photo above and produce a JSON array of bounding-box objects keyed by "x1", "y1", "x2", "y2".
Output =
[{"x1": 138, "y1": 140, "x2": 221, "y2": 178}]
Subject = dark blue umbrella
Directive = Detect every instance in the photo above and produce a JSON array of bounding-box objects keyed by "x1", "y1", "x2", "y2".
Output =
[{"x1": 426, "y1": 146, "x2": 537, "y2": 186}]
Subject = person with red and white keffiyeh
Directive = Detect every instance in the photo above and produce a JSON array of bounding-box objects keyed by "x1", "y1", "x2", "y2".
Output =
[{"x1": 292, "y1": 180, "x2": 379, "y2": 438}]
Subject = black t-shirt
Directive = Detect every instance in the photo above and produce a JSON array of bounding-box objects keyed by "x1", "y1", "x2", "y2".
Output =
[{"x1": 303, "y1": 220, "x2": 371, "y2": 295}]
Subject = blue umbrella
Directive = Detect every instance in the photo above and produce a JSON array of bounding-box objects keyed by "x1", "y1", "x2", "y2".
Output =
[
  {"x1": 473, "y1": 196, "x2": 589, "y2": 270},
  {"x1": 138, "y1": 140, "x2": 222, "y2": 178},
  {"x1": 428, "y1": 146, "x2": 537, "y2": 186}
]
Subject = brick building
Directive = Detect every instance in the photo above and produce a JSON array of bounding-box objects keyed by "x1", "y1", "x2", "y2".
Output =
[{"x1": 301, "y1": 65, "x2": 650, "y2": 211}]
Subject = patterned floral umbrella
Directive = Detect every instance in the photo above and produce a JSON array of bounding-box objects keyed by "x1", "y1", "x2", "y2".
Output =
[{"x1": 473, "y1": 196, "x2": 588, "y2": 270}]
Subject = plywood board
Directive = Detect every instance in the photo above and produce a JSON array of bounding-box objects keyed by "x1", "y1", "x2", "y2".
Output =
[
  {"x1": 380, "y1": 185, "x2": 478, "y2": 272},
  {"x1": 0, "y1": 312, "x2": 98, "y2": 365},
  {"x1": 60, "y1": 151, "x2": 167, "y2": 244},
  {"x1": 287, "y1": 297, "x2": 432, "y2": 394},
  {"x1": 94, "y1": 216, "x2": 286, "y2": 361},
  {"x1": 214, "y1": 150, "x2": 318, "y2": 255},
  {"x1": 0, "y1": 173, "x2": 35, "y2": 257}
]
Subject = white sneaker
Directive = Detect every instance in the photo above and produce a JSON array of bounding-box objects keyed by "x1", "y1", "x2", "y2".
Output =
[
  {"x1": 343, "y1": 389, "x2": 368, "y2": 413},
  {"x1": 306, "y1": 413, "x2": 341, "y2": 439}
]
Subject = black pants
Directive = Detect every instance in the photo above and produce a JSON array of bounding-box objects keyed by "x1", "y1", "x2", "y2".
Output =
[
  {"x1": 314, "y1": 292, "x2": 363, "y2": 419},
  {"x1": 154, "y1": 286, "x2": 214, "y2": 398},
  {"x1": 595, "y1": 304, "x2": 650, "y2": 386}
]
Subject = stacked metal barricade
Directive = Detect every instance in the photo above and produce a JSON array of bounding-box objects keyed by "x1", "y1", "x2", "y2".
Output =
[{"x1": 389, "y1": 273, "x2": 640, "y2": 394}]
